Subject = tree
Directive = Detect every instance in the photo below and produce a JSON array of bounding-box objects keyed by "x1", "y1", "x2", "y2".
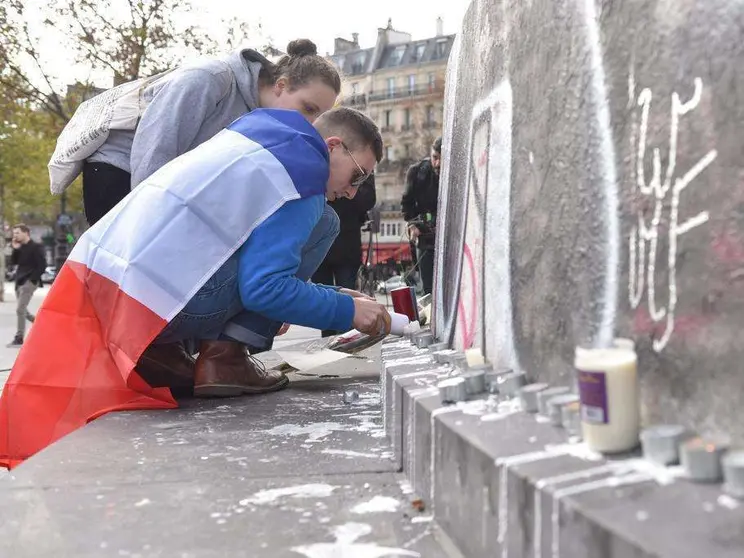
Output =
[{"x1": 1, "y1": 0, "x2": 256, "y2": 122}]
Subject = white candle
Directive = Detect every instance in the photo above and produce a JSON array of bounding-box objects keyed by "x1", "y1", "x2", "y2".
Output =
[
  {"x1": 575, "y1": 347, "x2": 639, "y2": 453},
  {"x1": 465, "y1": 348, "x2": 485, "y2": 367}
]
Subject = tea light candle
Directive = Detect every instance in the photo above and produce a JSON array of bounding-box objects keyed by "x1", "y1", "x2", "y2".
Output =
[
  {"x1": 461, "y1": 370, "x2": 487, "y2": 395},
  {"x1": 547, "y1": 394, "x2": 580, "y2": 427},
  {"x1": 681, "y1": 437, "x2": 728, "y2": 482},
  {"x1": 536, "y1": 386, "x2": 570, "y2": 416},
  {"x1": 640, "y1": 425, "x2": 690, "y2": 466},
  {"x1": 438, "y1": 377, "x2": 467, "y2": 404},
  {"x1": 722, "y1": 450, "x2": 744, "y2": 499},
  {"x1": 561, "y1": 401, "x2": 582, "y2": 437},
  {"x1": 465, "y1": 348, "x2": 486, "y2": 367},
  {"x1": 519, "y1": 383, "x2": 549, "y2": 413},
  {"x1": 414, "y1": 331, "x2": 435, "y2": 348},
  {"x1": 576, "y1": 347, "x2": 639, "y2": 453}
]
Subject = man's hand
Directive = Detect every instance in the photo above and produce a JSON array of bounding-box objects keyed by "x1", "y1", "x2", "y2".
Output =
[
  {"x1": 352, "y1": 298, "x2": 391, "y2": 336},
  {"x1": 408, "y1": 224, "x2": 420, "y2": 241},
  {"x1": 10, "y1": 240, "x2": 20, "y2": 250},
  {"x1": 339, "y1": 288, "x2": 374, "y2": 301}
]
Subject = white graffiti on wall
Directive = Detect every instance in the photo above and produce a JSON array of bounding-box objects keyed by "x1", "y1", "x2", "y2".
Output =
[{"x1": 628, "y1": 77, "x2": 717, "y2": 352}]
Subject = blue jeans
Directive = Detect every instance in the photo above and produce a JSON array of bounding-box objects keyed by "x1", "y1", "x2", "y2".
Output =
[{"x1": 154, "y1": 204, "x2": 340, "y2": 353}]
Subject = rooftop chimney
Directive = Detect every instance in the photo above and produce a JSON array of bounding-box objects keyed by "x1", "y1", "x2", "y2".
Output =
[
  {"x1": 436, "y1": 16, "x2": 444, "y2": 37},
  {"x1": 352, "y1": 32, "x2": 359, "y2": 47}
]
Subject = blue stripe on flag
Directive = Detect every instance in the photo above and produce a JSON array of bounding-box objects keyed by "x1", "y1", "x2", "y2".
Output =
[{"x1": 228, "y1": 109, "x2": 329, "y2": 199}]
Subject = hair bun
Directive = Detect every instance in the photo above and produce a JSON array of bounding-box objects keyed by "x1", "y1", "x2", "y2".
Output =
[{"x1": 286, "y1": 39, "x2": 318, "y2": 57}]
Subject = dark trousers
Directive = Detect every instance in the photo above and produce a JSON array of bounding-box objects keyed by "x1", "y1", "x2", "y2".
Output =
[
  {"x1": 82, "y1": 162, "x2": 132, "y2": 226},
  {"x1": 417, "y1": 245, "x2": 434, "y2": 296},
  {"x1": 312, "y1": 261, "x2": 359, "y2": 337}
]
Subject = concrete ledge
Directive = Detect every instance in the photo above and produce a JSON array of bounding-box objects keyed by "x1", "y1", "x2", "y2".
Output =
[{"x1": 381, "y1": 338, "x2": 744, "y2": 558}]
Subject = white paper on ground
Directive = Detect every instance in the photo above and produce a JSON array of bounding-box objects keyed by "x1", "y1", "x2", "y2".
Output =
[{"x1": 276, "y1": 348, "x2": 350, "y2": 372}]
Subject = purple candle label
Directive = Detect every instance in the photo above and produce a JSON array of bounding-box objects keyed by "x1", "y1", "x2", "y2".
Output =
[{"x1": 578, "y1": 370, "x2": 609, "y2": 424}]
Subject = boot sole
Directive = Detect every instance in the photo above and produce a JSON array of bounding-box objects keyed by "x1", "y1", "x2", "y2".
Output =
[{"x1": 193, "y1": 376, "x2": 290, "y2": 398}]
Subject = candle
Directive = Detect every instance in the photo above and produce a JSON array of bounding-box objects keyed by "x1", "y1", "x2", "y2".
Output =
[
  {"x1": 536, "y1": 386, "x2": 570, "y2": 416},
  {"x1": 519, "y1": 383, "x2": 549, "y2": 413},
  {"x1": 438, "y1": 377, "x2": 467, "y2": 404},
  {"x1": 722, "y1": 450, "x2": 744, "y2": 499},
  {"x1": 461, "y1": 370, "x2": 487, "y2": 395},
  {"x1": 547, "y1": 394, "x2": 580, "y2": 427},
  {"x1": 561, "y1": 401, "x2": 582, "y2": 437},
  {"x1": 388, "y1": 312, "x2": 411, "y2": 336},
  {"x1": 413, "y1": 331, "x2": 435, "y2": 348},
  {"x1": 681, "y1": 437, "x2": 728, "y2": 482},
  {"x1": 640, "y1": 425, "x2": 690, "y2": 466},
  {"x1": 575, "y1": 347, "x2": 639, "y2": 453},
  {"x1": 465, "y1": 348, "x2": 486, "y2": 367}
]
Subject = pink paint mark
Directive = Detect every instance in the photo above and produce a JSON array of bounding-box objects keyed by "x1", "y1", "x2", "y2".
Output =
[
  {"x1": 478, "y1": 150, "x2": 488, "y2": 167},
  {"x1": 457, "y1": 244, "x2": 478, "y2": 349}
]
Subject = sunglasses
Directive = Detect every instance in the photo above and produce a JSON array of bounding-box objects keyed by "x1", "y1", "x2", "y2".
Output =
[{"x1": 341, "y1": 141, "x2": 372, "y2": 187}]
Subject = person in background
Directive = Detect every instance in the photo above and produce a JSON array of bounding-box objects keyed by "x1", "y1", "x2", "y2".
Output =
[
  {"x1": 83, "y1": 38, "x2": 341, "y2": 225},
  {"x1": 401, "y1": 137, "x2": 441, "y2": 295},
  {"x1": 7, "y1": 224, "x2": 47, "y2": 347},
  {"x1": 312, "y1": 174, "x2": 376, "y2": 337}
]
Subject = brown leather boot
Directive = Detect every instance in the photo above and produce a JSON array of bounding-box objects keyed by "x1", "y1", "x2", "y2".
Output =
[
  {"x1": 137, "y1": 342, "x2": 196, "y2": 396},
  {"x1": 194, "y1": 340, "x2": 289, "y2": 398}
]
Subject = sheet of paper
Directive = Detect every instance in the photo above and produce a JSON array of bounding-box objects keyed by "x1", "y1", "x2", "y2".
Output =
[{"x1": 276, "y1": 348, "x2": 350, "y2": 372}]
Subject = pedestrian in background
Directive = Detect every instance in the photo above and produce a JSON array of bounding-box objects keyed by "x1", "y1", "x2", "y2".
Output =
[
  {"x1": 7, "y1": 224, "x2": 47, "y2": 347},
  {"x1": 401, "y1": 137, "x2": 441, "y2": 295},
  {"x1": 312, "y1": 174, "x2": 376, "y2": 337}
]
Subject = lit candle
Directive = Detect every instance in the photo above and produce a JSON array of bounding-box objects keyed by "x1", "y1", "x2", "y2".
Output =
[
  {"x1": 681, "y1": 437, "x2": 728, "y2": 482},
  {"x1": 575, "y1": 347, "x2": 639, "y2": 453},
  {"x1": 465, "y1": 348, "x2": 486, "y2": 367},
  {"x1": 722, "y1": 450, "x2": 744, "y2": 499}
]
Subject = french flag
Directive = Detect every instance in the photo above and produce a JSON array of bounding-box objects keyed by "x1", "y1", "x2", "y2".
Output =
[{"x1": 0, "y1": 109, "x2": 329, "y2": 468}]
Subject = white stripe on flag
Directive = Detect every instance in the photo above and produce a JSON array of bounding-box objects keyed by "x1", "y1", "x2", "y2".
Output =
[{"x1": 70, "y1": 129, "x2": 302, "y2": 320}]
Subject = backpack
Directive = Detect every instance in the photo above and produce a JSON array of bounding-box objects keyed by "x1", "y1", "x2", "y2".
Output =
[{"x1": 47, "y1": 70, "x2": 173, "y2": 194}]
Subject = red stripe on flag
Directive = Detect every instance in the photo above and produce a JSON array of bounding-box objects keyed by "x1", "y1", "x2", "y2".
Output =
[{"x1": 0, "y1": 261, "x2": 177, "y2": 468}]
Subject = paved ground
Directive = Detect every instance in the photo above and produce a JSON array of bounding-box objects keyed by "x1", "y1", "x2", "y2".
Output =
[
  {"x1": 0, "y1": 283, "x2": 48, "y2": 387},
  {"x1": 0, "y1": 342, "x2": 449, "y2": 557}
]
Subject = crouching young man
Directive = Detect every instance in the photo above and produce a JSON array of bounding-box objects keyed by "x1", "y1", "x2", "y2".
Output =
[{"x1": 135, "y1": 107, "x2": 389, "y2": 397}]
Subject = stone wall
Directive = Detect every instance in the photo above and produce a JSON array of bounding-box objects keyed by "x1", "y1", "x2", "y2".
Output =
[{"x1": 433, "y1": 0, "x2": 744, "y2": 439}]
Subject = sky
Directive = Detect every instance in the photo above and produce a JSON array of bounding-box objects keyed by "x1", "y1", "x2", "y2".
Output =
[{"x1": 21, "y1": 0, "x2": 470, "y2": 90}]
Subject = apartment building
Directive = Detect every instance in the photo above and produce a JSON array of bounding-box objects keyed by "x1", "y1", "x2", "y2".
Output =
[{"x1": 329, "y1": 19, "x2": 454, "y2": 263}]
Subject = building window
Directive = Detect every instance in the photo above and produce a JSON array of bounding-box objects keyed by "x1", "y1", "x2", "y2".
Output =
[
  {"x1": 434, "y1": 39, "x2": 448, "y2": 59},
  {"x1": 408, "y1": 74, "x2": 416, "y2": 93},
  {"x1": 426, "y1": 105, "x2": 434, "y2": 126},
  {"x1": 428, "y1": 73, "x2": 435, "y2": 90},
  {"x1": 416, "y1": 43, "x2": 426, "y2": 61},
  {"x1": 389, "y1": 45, "x2": 406, "y2": 66},
  {"x1": 351, "y1": 83, "x2": 358, "y2": 96},
  {"x1": 387, "y1": 77, "x2": 396, "y2": 98},
  {"x1": 384, "y1": 110, "x2": 392, "y2": 128},
  {"x1": 404, "y1": 143, "x2": 411, "y2": 158},
  {"x1": 385, "y1": 145, "x2": 394, "y2": 161},
  {"x1": 403, "y1": 108, "x2": 411, "y2": 128}
]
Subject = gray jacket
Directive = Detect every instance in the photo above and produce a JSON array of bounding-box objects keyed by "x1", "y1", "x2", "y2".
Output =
[{"x1": 88, "y1": 49, "x2": 270, "y2": 187}]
